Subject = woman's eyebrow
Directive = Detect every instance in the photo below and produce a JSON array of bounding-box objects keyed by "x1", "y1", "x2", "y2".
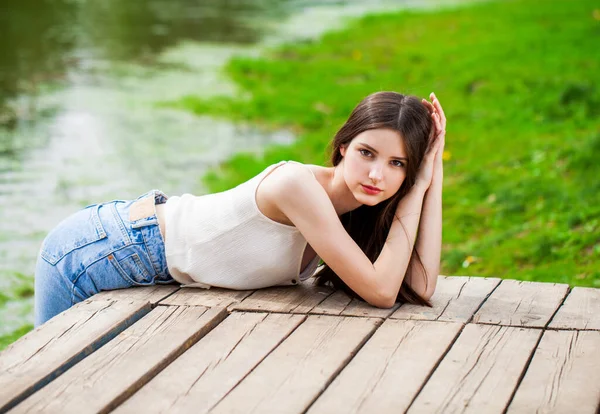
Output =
[{"x1": 359, "y1": 142, "x2": 408, "y2": 161}]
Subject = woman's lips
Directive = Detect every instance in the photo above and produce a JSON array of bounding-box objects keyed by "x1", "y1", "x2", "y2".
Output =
[{"x1": 361, "y1": 184, "x2": 382, "y2": 195}]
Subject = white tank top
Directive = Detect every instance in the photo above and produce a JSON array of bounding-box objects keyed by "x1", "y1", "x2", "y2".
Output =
[{"x1": 164, "y1": 161, "x2": 321, "y2": 289}]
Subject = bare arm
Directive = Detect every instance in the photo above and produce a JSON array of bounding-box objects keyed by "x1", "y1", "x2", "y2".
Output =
[
  {"x1": 372, "y1": 184, "x2": 428, "y2": 302},
  {"x1": 406, "y1": 93, "x2": 446, "y2": 300},
  {"x1": 406, "y1": 171, "x2": 442, "y2": 300},
  {"x1": 268, "y1": 165, "x2": 424, "y2": 308},
  {"x1": 269, "y1": 134, "x2": 443, "y2": 308}
]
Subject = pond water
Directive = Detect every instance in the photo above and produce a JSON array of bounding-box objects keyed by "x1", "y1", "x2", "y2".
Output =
[{"x1": 0, "y1": 0, "x2": 444, "y2": 339}]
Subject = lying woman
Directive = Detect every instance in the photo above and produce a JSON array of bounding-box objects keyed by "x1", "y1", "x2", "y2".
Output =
[{"x1": 34, "y1": 90, "x2": 446, "y2": 326}]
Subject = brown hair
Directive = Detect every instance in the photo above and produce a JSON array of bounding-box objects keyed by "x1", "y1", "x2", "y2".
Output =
[{"x1": 314, "y1": 91, "x2": 433, "y2": 306}]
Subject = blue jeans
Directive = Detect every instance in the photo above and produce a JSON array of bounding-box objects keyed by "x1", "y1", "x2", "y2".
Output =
[{"x1": 34, "y1": 190, "x2": 175, "y2": 327}]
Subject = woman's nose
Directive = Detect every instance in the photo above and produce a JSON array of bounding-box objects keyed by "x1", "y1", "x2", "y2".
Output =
[{"x1": 369, "y1": 164, "x2": 383, "y2": 183}]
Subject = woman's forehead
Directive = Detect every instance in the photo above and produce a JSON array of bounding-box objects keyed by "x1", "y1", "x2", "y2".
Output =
[{"x1": 353, "y1": 129, "x2": 407, "y2": 156}]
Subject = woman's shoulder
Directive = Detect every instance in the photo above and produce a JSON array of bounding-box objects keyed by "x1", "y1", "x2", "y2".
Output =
[
  {"x1": 284, "y1": 160, "x2": 318, "y2": 179},
  {"x1": 261, "y1": 161, "x2": 313, "y2": 188},
  {"x1": 255, "y1": 161, "x2": 329, "y2": 226},
  {"x1": 258, "y1": 160, "x2": 328, "y2": 201}
]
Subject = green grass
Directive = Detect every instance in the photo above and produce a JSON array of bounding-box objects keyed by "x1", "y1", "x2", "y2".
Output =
[
  {"x1": 0, "y1": 324, "x2": 33, "y2": 351},
  {"x1": 0, "y1": 271, "x2": 35, "y2": 351},
  {"x1": 169, "y1": 0, "x2": 600, "y2": 287}
]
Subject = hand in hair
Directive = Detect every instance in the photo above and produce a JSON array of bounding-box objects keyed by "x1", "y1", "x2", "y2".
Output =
[
  {"x1": 415, "y1": 92, "x2": 446, "y2": 191},
  {"x1": 423, "y1": 92, "x2": 447, "y2": 186}
]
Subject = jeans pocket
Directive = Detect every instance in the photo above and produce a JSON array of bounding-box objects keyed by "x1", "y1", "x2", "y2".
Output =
[
  {"x1": 109, "y1": 252, "x2": 154, "y2": 286},
  {"x1": 41, "y1": 205, "x2": 107, "y2": 265}
]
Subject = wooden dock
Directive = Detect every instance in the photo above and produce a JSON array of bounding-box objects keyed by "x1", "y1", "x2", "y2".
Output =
[{"x1": 1, "y1": 276, "x2": 599, "y2": 413}]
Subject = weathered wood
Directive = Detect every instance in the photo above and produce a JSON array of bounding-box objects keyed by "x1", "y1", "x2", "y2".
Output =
[
  {"x1": 308, "y1": 320, "x2": 462, "y2": 414},
  {"x1": 341, "y1": 298, "x2": 400, "y2": 318},
  {"x1": 115, "y1": 312, "x2": 305, "y2": 414},
  {"x1": 472, "y1": 279, "x2": 568, "y2": 327},
  {"x1": 230, "y1": 283, "x2": 333, "y2": 313},
  {"x1": 391, "y1": 276, "x2": 500, "y2": 322},
  {"x1": 507, "y1": 330, "x2": 600, "y2": 414},
  {"x1": 10, "y1": 306, "x2": 227, "y2": 414},
  {"x1": 158, "y1": 286, "x2": 253, "y2": 308},
  {"x1": 5, "y1": 278, "x2": 599, "y2": 414},
  {"x1": 309, "y1": 290, "x2": 353, "y2": 315},
  {"x1": 0, "y1": 299, "x2": 151, "y2": 412},
  {"x1": 408, "y1": 324, "x2": 541, "y2": 413},
  {"x1": 90, "y1": 285, "x2": 179, "y2": 304},
  {"x1": 210, "y1": 315, "x2": 380, "y2": 414},
  {"x1": 308, "y1": 290, "x2": 400, "y2": 318},
  {"x1": 548, "y1": 287, "x2": 600, "y2": 330}
]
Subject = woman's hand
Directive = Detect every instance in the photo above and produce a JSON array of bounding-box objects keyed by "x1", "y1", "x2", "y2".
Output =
[
  {"x1": 429, "y1": 93, "x2": 447, "y2": 185},
  {"x1": 415, "y1": 93, "x2": 446, "y2": 191}
]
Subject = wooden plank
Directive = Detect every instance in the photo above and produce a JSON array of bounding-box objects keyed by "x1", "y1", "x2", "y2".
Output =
[
  {"x1": 309, "y1": 290, "x2": 352, "y2": 315},
  {"x1": 90, "y1": 285, "x2": 179, "y2": 304},
  {"x1": 10, "y1": 306, "x2": 227, "y2": 414},
  {"x1": 472, "y1": 279, "x2": 568, "y2": 327},
  {"x1": 0, "y1": 299, "x2": 151, "y2": 412},
  {"x1": 408, "y1": 324, "x2": 541, "y2": 414},
  {"x1": 391, "y1": 276, "x2": 500, "y2": 322},
  {"x1": 307, "y1": 320, "x2": 462, "y2": 414},
  {"x1": 230, "y1": 283, "x2": 333, "y2": 314},
  {"x1": 308, "y1": 290, "x2": 400, "y2": 318},
  {"x1": 210, "y1": 315, "x2": 381, "y2": 414},
  {"x1": 341, "y1": 298, "x2": 400, "y2": 318},
  {"x1": 158, "y1": 286, "x2": 253, "y2": 307},
  {"x1": 548, "y1": 287, "x2": 600, "y2": 330},
  {"x1": 114, "y1": 312, "x2": 305, "y2": 414},
  {"x1": 507, "y1": 330, "x2": 600, "y2": 414}
]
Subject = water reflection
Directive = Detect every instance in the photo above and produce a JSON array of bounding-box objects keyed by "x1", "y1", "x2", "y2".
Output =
[
  {"x1": 0, "y1": 0, "x2": 76, "y2": 102},
  {"x1": 0, "y1": 0, "x2": 294, "y2": 134},
  {"x1": 78, "y1": 0, "x2": 289, "y2": 60}
]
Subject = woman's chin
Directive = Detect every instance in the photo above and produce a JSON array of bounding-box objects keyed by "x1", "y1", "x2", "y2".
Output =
[{"x1": 354, "y1": 191, "x2": 384, "y2": 207}]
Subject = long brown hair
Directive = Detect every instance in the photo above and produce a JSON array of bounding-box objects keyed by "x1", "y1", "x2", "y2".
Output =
[{"x1": 314, "y1": 91, "x2": 433, "y2": 306}]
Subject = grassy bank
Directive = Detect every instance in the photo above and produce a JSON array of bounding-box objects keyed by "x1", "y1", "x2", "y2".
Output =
[{"x1": 172, "y1": 0, "x2": 600, "y2": 286}]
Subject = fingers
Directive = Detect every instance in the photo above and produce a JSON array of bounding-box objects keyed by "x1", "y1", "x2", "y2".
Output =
[
  {"x1": 433, "y1": 111, "x2": 444, "y2": 137},
  {"x1": 426, "y1": 128, "x2": 444, "y2": 156},
  {"x1": 424, "y1": 93, "x2": 447, "y2": 150},
  {"x1": 423, "y1": 95, "x2": 442, "y2": 138},
  {"x1": 430, "y1": 92, "x2": 446, "y2": 130},
  {"x1": 421, "y1": 99, "x2": 435, "y2": 115}
]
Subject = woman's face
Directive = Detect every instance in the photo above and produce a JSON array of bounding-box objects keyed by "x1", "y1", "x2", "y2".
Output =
[{"x1": 340, "y1": 128, "x2": 408, "y2": 206}]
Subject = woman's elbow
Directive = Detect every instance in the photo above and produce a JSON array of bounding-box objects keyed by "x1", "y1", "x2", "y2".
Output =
[
  {"x1": 368, "y1": 288, "x2": 397, "y2": 309},
  {"x1": 422, "y1": 288, "x2": 434, "y2": 302},
  {"x1": 422, "y1": 278, "x2": 438, "y2": 302},
  {"x1": 368, "y1": 297, "x2": 396, "y2": 309},
  {"x1": 420, "y1": 266, "x2": 439, "y2": 301}
]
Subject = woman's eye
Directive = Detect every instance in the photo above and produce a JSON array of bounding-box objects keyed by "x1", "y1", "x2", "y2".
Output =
[
  {"x1": 391, "y1": 160, "x2": 405, "y2": 168},
  {"x1": 359, "y1": 149, "x2": 372, "y2": 157}
]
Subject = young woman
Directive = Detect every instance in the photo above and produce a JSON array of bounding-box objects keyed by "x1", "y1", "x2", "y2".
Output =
[{"x1": 34, "y1": 91, "x2": 446, "y2": 326}]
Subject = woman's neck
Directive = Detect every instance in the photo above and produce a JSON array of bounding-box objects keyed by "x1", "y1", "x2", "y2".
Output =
[{"x1": 321, "y1": 161, "x2": 362, "y2": 216}]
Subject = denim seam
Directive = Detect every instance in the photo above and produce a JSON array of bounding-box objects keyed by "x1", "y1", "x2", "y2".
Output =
[
  {"x1": 112, "y1": 252, "x2": 153, "y2": 286},
  {"x1": 110, "y1": 203, "x2": 131, "y2": 245},
  {"x1": 49, "y1": 263, "x2": 78, "y2": 307},
  {"x1": 140, "y1": 227, "x2": 162, "y2": 277},
  {"x1": 131, "y1": 253, "x2": 152, "y2": 281},
  {"x1": 90, "y1": 204, "x2": 107, "y2": 239},
  {"x1": 71, "y1": 282, "x2": 88, "y2": 305},
  {"x1": 41, "y1": 238, "x2": 105, "y2": 266},
  {"x1": 41, "y1": 205, "x2": 108, "y2": 266},
  {"x1": 71, "y1": 242, "x2": 145, "y2": 286}
]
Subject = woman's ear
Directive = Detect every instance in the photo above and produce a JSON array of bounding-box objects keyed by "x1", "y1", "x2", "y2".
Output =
[{"x1": 340, "y1": 145, "x2": 347, "y2": 157}]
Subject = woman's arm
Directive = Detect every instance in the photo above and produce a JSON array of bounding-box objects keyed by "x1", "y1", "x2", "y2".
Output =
[
  {"x1": 406, "y1": 156, "x2": 442, "y2": 300},
  {"x1": 269, "y1": 131, "x2": 443, "y2": 309},
  {"x1": 406, "y1": 93, "x2": 446, "y2": 300}
]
